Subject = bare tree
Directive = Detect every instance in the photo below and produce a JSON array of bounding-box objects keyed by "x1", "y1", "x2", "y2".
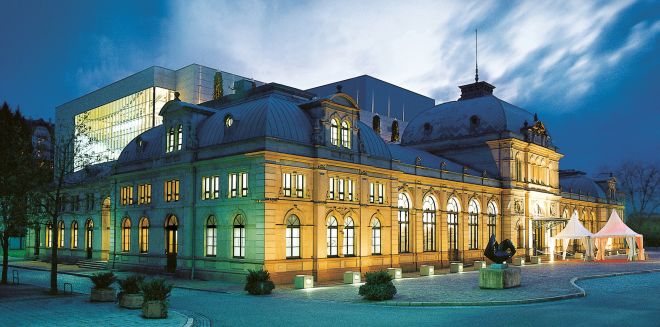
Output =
[
  {"x1": 33, "y1": 113, "x2": 107, "y2": 294},
  {"x1": 616, "y1": 161, "x2": 660, "y2": 217}
]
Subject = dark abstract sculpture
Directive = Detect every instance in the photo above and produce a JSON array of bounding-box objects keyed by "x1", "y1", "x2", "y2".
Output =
[{"x1": 484, "y1": 234, "x2": 516, "y2": 264}]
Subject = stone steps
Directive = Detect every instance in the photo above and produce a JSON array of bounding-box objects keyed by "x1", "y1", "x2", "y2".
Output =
[{"x1": 76, "y1": 260, "x2": 108, "y2": 270}]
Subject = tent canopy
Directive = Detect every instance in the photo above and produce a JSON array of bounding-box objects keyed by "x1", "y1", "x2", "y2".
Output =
[
  {"x1": 594, "y1": 210, "x2": 639, "y2": 238},
  {"x1": 555, "y1": 213, "x2": 594, "y2": 239}
]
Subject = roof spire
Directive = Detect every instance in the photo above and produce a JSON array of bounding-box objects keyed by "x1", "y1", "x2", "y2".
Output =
[{"x1": 475, "y1": 28, "x2": 479, "y2": 83}]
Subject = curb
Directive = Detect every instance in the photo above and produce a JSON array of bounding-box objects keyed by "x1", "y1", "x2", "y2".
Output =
[{"x1": 372, "y1": 269, "x2": 660, "y2": 307}]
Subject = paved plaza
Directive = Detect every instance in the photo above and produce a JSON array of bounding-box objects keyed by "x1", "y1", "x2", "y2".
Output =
[{"x1": 1, "y1": 251, "x2": 659, "y2": 326}]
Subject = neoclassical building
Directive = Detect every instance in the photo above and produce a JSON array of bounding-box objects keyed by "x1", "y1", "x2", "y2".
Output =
[{"x1": 28, "y1": 79, "x2": 623, "y2": 283}]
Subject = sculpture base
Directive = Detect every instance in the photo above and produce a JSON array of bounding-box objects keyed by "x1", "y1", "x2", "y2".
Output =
[{"x1": 479, "y1": 267, "x2": 521, "y2": 289}]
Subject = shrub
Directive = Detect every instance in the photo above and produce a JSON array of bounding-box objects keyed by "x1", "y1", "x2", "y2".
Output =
[
  {"x1": 358, "y1": 270, "x2": 397, "y2": 301},
  {"x1": 119, "y1": 275, "x2": 145, "y2": 294},
  {"x1": 244, "y1": 269, "x2": 275, "y2": 295},
  {"x1": 90, "y1": 272, "x2": 117, "y2": 290},
  {"x1": 141, "y1": 278, "x2": 173, "y2": 302}
]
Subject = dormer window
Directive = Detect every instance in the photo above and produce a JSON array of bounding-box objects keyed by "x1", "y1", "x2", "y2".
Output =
[
  {"x1": 330, "y1": 119, "x2": 339, "y2": 146},
  {"x1": 166, "y1": 124, "x2": 183, "y2": 153},
  {"x1": 341, "y1": 121, "x2": 351, "y2": 148},
  {"x1": 225, "y1": 114, "x2": 233, "y2": 127}
]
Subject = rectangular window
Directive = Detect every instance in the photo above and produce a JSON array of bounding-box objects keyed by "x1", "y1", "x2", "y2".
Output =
[
  {"x1": 138, "y1": 184, "x2": 152, "y2": 204},
  {"x1": 164, "y1": 180, "x2": 180, "y2": 202},
  {"x1": 347, "y1": 179, "x2": 353, "y2": 201},
  {"x1": 120, "y1": 186, "x2": 134, "y2": 206},
  {"x1": 369, "y1": 183, "x2": 375, "y2": 203},
  {"x1": 296, "y1": 174, "x2": 305, "y2": 198},
  {"x1": 328, "y1": 177, "x2": 335, "y2": 200},
  {"x1": 229, "y1": 173, "x2": 238, "y2": 198},
  {"x1": 202, "y1": 176, "x2": 220, "y2": 200},
  {"x1": 282, "y1": 173, "x2": 292, "y2": 197},
  {"x1": 241, "y1": 173, "x2": 249, "y2": 197},
  {"x1": 338, "y1": 179, "x2": 345, "y2": 200},
  {"x1": 378, "y1": 184, "x2": 384, "y2": 204}
]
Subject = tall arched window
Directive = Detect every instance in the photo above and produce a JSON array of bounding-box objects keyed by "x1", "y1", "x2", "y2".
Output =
[
  {"x1": 330, "y1": 119, "x2": 339, "y2": 146},
  {"x1": 371, "y1": 218, "x2": 381, "y2": 255},
  {"x1": 398, "y1": 193, "x2": 410, "y2": 253},
  {"x1": 286, "y1": 215, "x2": 301, "y2": 259},
  {"x1": 343, "y1": 217, "x2": 355, "y2": 256},
  {"x1": 327, "y1": 216, "x2": 338, "y2": 257},
  {"x1": 487, "y1": 202, "x2": 497, "y2": 238},
  {"x1": 447, "y1": 197, "x2": 460, "y2": 261},
  {"x1": 206, "y1": 215, "x2": 217, "y2": 257},
  {"x1": 468, "y1": 199, "x2": 479, "y2": 249},
  {"x1": 165, "y1": 215, "x2": 178, "y2": 254},
  {"x1": 423, "y1": 195, "x2": 436, "y2": 252},
  {"x1": 71, "y1": 221, "x2": 78, "y2": 249},
  {"x1": 176, "y1": 124, "x2": 183, "y2": 150},
  {"x1": 341, "y1": 121, "x2": 351, "y2": 148},
  {"x1": 233, "y1": 215, "x2": 246, "y2": 258},
  {"x1": 139, "y1": 217, "x2": 150, "y2": 253},
  {"x1": 58, "y1": 220, "x2": 65, "y2": 248},
  {"x1": 45, "y1": 222, "x2": 52, "y2": 248},
  {"x1": 121, "y1": 218, "x2": 131, "y2": 252}
]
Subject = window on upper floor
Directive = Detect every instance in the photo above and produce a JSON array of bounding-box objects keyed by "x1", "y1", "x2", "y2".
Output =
[
  {"x1": 341, "y1": 121, "x2": 351, "y2": 148},
  {"x1": 330, "y1": 119, "x2": 339, "y2": 146},
  {"x1": 138, "y1": 184, "x2": 152, "y2": 205},
  {"x1": 328, "y1": 177, "x2": 335, "y2": 200},
  {"x1": 120, "y1": 186, "x2": 134, "y2": 206},
  {"x1": 296, "y1": 174, "x2": 305, "y2": 198},
  {"x1": 229, "y1": 173, "x2": 248, "y2": 198},
  {"x1": 166, "y1": 124, "x2": 183, "y2": 153},
  {"x1": 370, "y1": 182, "x2": 385, "y2": 204},
  {"x1": 282, "y1": 173, "x2": 292, "y2": 197},
  {"x1": 164, "y1": 179, "x2": 180, "y2": 202},
  {"x1": 330, "y1": 177, "x2": 353, "y2": 201},
  {"x1": 202, "y1": 176, "x2": 220, "y2": 200}
]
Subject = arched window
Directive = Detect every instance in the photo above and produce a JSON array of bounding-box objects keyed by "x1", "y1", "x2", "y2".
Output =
[
  {"x1": 45, "y1": 222, "x2": 53, "y2": 248},
  {"x1": 487, "y1": 202, "x2": 497, "y2": 238},
  {"x1": 85, "y1": 219, "x2": 94, "y2": 250},
  {"x1": 343, "y1": 217, "x2": 355, "y2": 256},
  {"x1": 58, "y1": 220, "x2": 65, "y2": 248},
  {"x1": 391, "y1": 120, "x2": 399, "y2": 142},
  {"x1": 233, "y1": 215, "x2": 246, "y2": 258},
  {"x1": 285, "y1": 215, "x2": 301, "y2": 259},
  {"x1": 341, "y1": 121, "x2": 351, "y2": 148},
  {"x1": 176, "y1": 124, "x2": 183, "y2": 150},
  {"x1": 206, "y1": 216, "x2": 217, "y2": 257},
  {"x1": 165, "y1": 215, "x2": 178, "y2": 254},
  {"x1": 121, "y1": 218, "x2": 131, "y2": 252},
  {"x1": 327, "y1": 216, "x2": 338, "y2": 257},
  {"x1": 468, "y1": 199, "x2": 480, "y2": 249},
  {"x1": 71, "y1": 221, "x2": 79, "y2": 249},
  {"x1": 423, "y1": 196, "x2": 437, "y2": 252},
  {"x1": 447, "y1": 197, "x2": 460, "y2": 260},
  {"x1": 139, "y1": 217, "x2": 149, "y2": 253},
  {"x1": 167, "y1": 126, "x2": 175, "y2": 152},
  {"x1": 330, "y1": 119, "x2": 339, "y2": 146},
  {"x1": 371, "y1": 218, "x2": 381, "y2": 255},
  {"x1": 398, "y1": 193, "x2": 410, "y2": 253},
  {"x1": 372, "y1": 115, "x2": 381, "y2": 133}
]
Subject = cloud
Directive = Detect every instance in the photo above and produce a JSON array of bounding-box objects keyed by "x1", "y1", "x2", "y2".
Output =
[{"x1": 152, "y1": 1, "x2": 657, "y2": 111}]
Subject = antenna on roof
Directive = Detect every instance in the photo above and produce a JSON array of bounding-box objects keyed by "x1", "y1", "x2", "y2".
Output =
[
  {"x1": 402, "y1": 103, "x2": 405, "y2": 121},
  {"x1": 371, "y1": 91, "x2": 375, "y2": 114},
  {"x1": 475, "y1": 28, "x2": 479, "y2": 83},
  {"x1": 387, "y1": 95, "x2": 391, "y2": 118}
]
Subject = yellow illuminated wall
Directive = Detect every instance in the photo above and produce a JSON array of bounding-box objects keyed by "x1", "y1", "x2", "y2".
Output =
[{"x1": 75, "y1": 87, "x2": 174, "y2": 165}]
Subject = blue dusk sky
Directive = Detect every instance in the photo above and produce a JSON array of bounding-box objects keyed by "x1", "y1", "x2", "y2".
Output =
[{"x1": 0, "y1": 0, "x2": 658, "y2": 174}]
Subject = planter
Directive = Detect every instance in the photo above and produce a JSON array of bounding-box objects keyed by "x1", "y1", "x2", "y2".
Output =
[
  {"x1": 386, "y1": 268, "x2": 402, "y2": 279},
  {"x1": 142, "y1": 300, "x2": 168, "y2": 319},
  {"x1": 449, "y1": 262, "x2": 463, "y2": 273},
  {"x1": 90, "y1": 288, "x2": 116, "y2": 302},
  {"x1": 119, "y1": 293, "x2": 144, "y2": 309}
]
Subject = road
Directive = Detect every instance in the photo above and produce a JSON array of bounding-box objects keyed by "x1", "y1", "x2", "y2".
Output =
[{"x1": 5, "y1": 266, "x2": 660, "y2": 326}]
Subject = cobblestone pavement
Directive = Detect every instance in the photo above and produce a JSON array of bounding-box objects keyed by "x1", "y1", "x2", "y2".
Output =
[
  {"x1": 272, "y1": 255, "x2": 660, "y2": 304},
  {"x1": 0, "y1": 283, "x2": 188, "y2": 327}
]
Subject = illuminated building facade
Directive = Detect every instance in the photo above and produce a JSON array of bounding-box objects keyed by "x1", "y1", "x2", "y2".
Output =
[
  {"x1": 56, "y1": 64, "x2": 262, "y2": 168},
  {"x1": 30, "y1": 77, "x2": 623, "y2": 284}
]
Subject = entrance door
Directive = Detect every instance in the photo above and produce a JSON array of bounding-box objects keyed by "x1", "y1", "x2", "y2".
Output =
[
  {"x1": 447, "y1": 198, "x2": 460, "y2": 262},
  {"x1": 165, "y1": 215, "x2": 178, "y2": 273},
  {"x1": 86, "y1": 219, "x2": 94, "y2": 259}
]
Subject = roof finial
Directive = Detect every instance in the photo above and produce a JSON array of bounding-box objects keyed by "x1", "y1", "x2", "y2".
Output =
[{"x1": 475, "y1": 28, "x2": 479, "y2": 83}]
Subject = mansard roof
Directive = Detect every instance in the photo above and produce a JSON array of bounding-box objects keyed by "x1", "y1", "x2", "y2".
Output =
[{"x1": 559, "y1": 170, "x2": 608, "y2": 199}]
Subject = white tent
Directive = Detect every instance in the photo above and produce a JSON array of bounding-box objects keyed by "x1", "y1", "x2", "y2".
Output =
[
  {"x1": 551, "y1": 212, "x2": 594, "y2": 260},
  {"x1": 594, "y1": 210, "x2": 645, "y2": 261}
]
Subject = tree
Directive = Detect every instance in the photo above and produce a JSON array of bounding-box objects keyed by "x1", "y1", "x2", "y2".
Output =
[
  {"x1": 616, "y1": 161, "x2": 660, "y2": 217},
  {"x1": 32, "y1": 112, "x2": 106, "y2": 294},
  {"x1": 0, "y1": 102, "x2": 35, "y2": 284}
]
